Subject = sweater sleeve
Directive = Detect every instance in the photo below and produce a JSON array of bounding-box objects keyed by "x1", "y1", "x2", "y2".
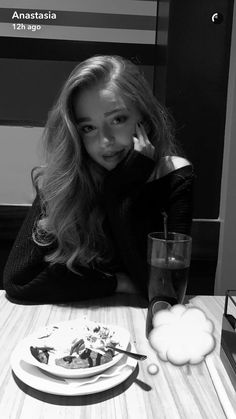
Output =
[
  {"x1": 102, "y1": 163, "x2": 195, "y2": 296},
  {"x1": 164, "y1": 167, "x2": 195, "y2": 235},
  {"x1": 102, "y1": 152, "x2": 155, "y2": 296},
  {"x1": 3, "y1": 197, "x2": 117, "y2": 304}
]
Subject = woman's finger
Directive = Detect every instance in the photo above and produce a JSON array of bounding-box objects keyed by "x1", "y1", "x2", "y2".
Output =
[
  {"x1": 138, "y1": 123, "x2": 150, "y2": 145},
  {"x1": 133, "y1": 136, "x2": 142, "y2": 151},
  {"x1": 135, "y1": 123, "x2": 146, "y2": 147},
  {"x1": 134, "y1": 123, "x2": 155, "y2": 160}
]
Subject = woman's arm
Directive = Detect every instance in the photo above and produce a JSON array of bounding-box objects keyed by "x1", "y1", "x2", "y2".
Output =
[
  {"x1": 3, "y1": 197, "x2": 117, "y2": 304},
  {"x1": 115, "y1": 272, "x2": 139, "y2": 294},
  {"x1": 164, "y1": 166, "x2": 194, "y2": 235},
  {"x1": 103, "y1": 157, "x2": 194, "y2": 297},
  {"x1": 103, "y1": 151, "x2": 155, "y2": 297}
]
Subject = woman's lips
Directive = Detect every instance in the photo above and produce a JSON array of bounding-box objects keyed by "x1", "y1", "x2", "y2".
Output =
[{"x1": 102, "y1": 150, "x2": 124, "y2": 160}]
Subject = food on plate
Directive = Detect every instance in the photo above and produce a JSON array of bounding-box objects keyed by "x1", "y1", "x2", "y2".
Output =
[
  {"x1": 70, "y1": 338, "x2": 85, "y2": 355},
  {"x1": 29, "y1": 322, "x2": 120, "y2": 369},
  {"x1": 55, "y1": 348, "x2": 114, "y2": 369},
  {"x1": 30, "y1": 346, "x2": 54, "y2": 364}
]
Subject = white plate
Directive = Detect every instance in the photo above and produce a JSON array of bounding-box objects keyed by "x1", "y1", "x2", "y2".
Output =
[
  {"x1": 11, "y1": 343, "x2": 137, "y2": 396},
  {"x1": 13, "y1": 319, "x2": 130, "y2": 379}
]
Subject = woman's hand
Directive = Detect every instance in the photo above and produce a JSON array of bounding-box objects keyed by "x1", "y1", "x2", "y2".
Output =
[
  {"x1": 115, "y1": 272, "x2": 138, "y2": 294},
  {"x1": 133, "y1": 123, "x2": 155, "y2": 161}
]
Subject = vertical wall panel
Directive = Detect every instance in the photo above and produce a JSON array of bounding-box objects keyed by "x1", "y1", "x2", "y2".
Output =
[{"x1": 165, "y1": 0, "x2": 234, "y2": 219}]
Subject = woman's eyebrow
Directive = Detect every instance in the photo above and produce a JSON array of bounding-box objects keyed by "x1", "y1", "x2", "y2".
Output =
[
  {"x1": 76, "y1": 107, "x2": 128, "y2": 123},
  {"x1": 76, "y1": 116, "x2": 90, "y2": 123},
  {"x1": 104, "y1": 107, "x2": 128, "y2": 116}
]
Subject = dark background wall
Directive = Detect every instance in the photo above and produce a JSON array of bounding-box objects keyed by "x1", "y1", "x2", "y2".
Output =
[{"x1": 166, "y1": 0, "x2": 234, "y2": 220}]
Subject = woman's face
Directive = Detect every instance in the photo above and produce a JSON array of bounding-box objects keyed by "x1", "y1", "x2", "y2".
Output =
[{"x1": 73, "y1": 84, "x2": 141, "y2": 170}]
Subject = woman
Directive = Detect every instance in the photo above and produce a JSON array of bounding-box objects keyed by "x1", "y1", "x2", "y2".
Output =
[{"x1": 3, "y1": 55, "x2": 194, "y2": 314}]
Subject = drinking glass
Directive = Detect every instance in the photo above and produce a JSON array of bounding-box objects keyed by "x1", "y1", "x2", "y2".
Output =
[{"x1": 147, "y1": 232, "x2": 192, "y2": 304}]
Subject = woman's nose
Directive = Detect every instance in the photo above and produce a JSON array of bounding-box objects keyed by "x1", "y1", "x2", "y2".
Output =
[{"x1": 101, "y1": 124, "x2": 115, "y2": 144}]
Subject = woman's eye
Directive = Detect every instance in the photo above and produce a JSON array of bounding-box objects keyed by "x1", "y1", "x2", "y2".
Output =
[
  {"x1": 112, "y1": 115, "x2": 128, "y2": 125},
  {"x1": 80, "y1": 125, "x2": 95, "y2": 134}
]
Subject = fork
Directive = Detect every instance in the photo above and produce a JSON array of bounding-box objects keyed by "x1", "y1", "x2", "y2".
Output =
[{"x1": 106, "y1": 345, "x2": 147, "y2": 360}]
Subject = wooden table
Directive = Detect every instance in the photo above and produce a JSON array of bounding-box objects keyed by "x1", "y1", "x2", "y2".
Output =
[{"x1": 0, "y1": 290, "x2": 235, "y2": 419}]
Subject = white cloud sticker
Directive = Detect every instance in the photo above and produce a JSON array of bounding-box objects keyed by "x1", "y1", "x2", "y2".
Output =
[{"x1": 149, "y1": 304, "x2": 216, "y2": 366}]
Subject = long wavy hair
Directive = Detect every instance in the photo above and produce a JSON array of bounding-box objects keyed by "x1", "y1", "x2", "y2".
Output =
[{"x1": 32, "y1": 55, "x2": 179, "y2": 272}]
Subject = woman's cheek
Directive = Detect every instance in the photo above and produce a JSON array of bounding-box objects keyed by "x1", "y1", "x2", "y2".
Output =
[{"x1": 118, "y1": 127, "x2": 135, "y2": 146}]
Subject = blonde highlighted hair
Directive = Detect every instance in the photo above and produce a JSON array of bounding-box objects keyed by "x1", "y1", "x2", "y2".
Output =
[{"x1": 32, "y1": 55, "x2": 179, "y2": 272}]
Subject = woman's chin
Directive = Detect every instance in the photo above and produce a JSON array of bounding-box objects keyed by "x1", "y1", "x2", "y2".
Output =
[
  {"x1": 102, "y1": 161, "x2": 120, "y2": 171},
  {"x1": 100, "y1": 152, "x2": 128, "y2": 170}
]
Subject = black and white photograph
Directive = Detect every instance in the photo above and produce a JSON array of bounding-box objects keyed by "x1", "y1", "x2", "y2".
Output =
[{"x1": 0, "y1": 1, "x2": 236, "y2": 417}]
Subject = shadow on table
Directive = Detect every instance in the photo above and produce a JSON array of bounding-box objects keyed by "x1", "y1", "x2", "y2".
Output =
[
  {"x1": 12, "y1": 364, "x2": 152, "y2": 405},
  {"x1": 5, "y1": 292, "x2": 197, "y2": 309},
  {"x1": 5, "y1": 293, "x2": 148, "y2": 308},
  {"x1": 71, "y1": 294, "x2": 148, "y2": 309}
]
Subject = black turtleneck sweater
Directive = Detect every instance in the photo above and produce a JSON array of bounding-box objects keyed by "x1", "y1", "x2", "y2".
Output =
[{"x1": 3, "y1": 152, "x2": 194, "y2": 304}]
